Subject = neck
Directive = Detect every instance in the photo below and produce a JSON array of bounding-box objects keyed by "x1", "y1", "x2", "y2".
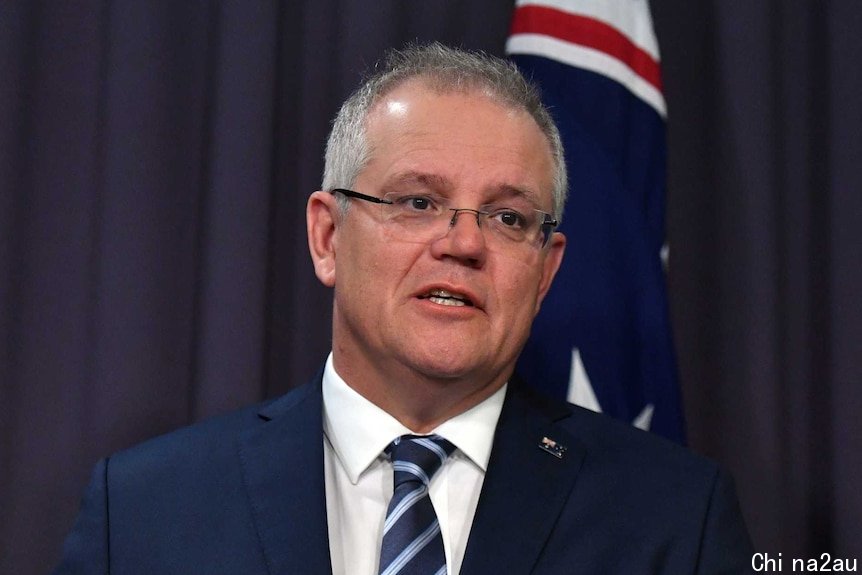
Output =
[{"x1": 331, "y1": 345, "x2": 510, "y2": 434}]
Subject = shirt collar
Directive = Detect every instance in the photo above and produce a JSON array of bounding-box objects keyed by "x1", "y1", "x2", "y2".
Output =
[{"x1": 321, "y1": 352, "x2": 506, "y2": 484}]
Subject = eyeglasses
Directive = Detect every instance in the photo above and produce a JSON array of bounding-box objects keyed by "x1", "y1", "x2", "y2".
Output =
[{"x1": 331, "y1": 188, "x2": 558, "y2": 249}]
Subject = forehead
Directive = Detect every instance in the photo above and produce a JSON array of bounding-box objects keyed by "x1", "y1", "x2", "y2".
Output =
[{"x1": 359, "y1": 80, "x2": 555, "y2": 206}]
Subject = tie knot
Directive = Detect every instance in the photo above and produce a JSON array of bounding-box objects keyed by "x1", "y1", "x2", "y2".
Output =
[{"x1": 387, "y1": 434, "x2": 455, "y2": 487}]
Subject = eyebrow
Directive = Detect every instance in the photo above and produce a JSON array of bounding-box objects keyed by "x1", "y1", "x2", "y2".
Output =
[
  {"x1": 379, "y1": 172, "x2": 546, "y2": 210},
  {"x1": 379, "y1": 172, "x2": 451, "y2": 195},
  {"x1": 493, "y1": 185, "x2": 543, "y2": 209}
]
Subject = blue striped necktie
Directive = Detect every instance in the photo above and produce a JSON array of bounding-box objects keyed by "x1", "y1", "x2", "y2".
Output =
[{"x1": 378, "y1": 434, "x2": 456, "y2": 575}]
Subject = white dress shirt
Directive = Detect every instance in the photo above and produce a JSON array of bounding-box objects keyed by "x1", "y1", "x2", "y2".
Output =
[{"x1": 322, "y1": 353, "x2": 506, "y2": 575}]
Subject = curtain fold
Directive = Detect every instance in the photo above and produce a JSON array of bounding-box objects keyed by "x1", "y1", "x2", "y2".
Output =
[{"x1": 654, "y1": 0, "x2": 862, "y2": 557}]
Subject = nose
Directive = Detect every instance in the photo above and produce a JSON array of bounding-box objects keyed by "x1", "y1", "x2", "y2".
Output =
[{"x1": 429, "y1": 208, "x2": 488, "y2": 266}]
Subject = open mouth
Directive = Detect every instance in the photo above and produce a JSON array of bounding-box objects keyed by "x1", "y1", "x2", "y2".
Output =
[{"x1": 418, "y1": 288, "x2": 474, "y2": 307}]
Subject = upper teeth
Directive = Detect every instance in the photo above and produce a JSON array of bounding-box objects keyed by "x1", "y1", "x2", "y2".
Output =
[
  {"x1": 429, "y1": 289, "x2": 464, "y2": 300},
  {"x1": 426, "y1": 288, "x2": 470, "y2": 306}
]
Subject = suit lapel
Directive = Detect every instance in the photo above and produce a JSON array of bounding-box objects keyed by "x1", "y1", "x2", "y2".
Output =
[
  {"x1": 237, "y1": 377, "x2": 333, "y2": 575},
  {"x1": 461, "y1": 384, "x2": 585, "y2": 574}
]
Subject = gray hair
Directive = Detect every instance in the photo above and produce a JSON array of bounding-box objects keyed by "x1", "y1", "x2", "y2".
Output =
[{"x1": 321, "y1": 42, "x2": 568, "y2": 221}]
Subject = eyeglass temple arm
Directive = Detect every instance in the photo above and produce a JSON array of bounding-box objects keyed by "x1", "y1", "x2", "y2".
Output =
[{"x1": 330, "y1": 188, "x2": 394, "y2": 205}]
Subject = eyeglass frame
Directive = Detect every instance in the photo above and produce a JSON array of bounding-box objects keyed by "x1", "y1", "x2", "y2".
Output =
[{"x1": 329, "y1": 188, "x2": 559, "y2": 248}]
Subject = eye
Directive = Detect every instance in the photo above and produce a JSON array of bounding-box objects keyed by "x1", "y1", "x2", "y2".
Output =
[
  {"x1": 492, "y1": 209, "x2": 528, "y2": 229},
  {"x1": 391, "y1": 194, "x2": 439, "y2": 212},
  {"x1": 408, "y1": 196, "x2": 432, "y2": 211}
]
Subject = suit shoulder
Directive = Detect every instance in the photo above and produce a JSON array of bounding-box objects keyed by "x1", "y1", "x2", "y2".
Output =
[
  {"x1": 109, "y1": 380, "x2": 319, "y2": 473},
  {"x1": 557, "y1": 401, "x2": 722, "y2": 486},
  {"x1": 509, "y1": 383, "x2": 722, "y2": 487}
]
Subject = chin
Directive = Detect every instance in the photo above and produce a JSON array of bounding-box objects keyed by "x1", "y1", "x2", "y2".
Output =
[{"x1": 401, "y1": 346, "x2": 490, "y2": 382}]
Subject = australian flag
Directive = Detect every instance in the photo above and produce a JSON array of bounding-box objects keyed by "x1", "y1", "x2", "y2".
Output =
[{"x1": 508, "y1": 0, "x2": 686, "y2": 442}]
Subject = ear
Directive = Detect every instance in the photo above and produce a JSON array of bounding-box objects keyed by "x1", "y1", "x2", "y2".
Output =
[
  {"x1": 307, "y1": 191, "x2": 340, "y2": 287},
  {"x1": 533, "y1": 231, "x2": 566, "y2": 316}
]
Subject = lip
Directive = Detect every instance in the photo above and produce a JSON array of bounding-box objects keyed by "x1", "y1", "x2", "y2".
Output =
[{"x1": 413, "y1": 283, "x2": 484, "y2": 311}]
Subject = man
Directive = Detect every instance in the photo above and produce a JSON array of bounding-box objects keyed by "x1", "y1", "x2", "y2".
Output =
[{"x1": 55, "y1": 44, "x2": 754, "y2": 574}]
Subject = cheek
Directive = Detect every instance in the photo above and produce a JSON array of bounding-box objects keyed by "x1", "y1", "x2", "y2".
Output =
[
  {"x1": 491, "y1": 261, "x2": 547, "y2": 325},
  {"x1": 492, "y1": 255, "x2": 544, "y2": 297},
  {"x1": 345, "y1": 240, "x2": 419, "y2": 305}
]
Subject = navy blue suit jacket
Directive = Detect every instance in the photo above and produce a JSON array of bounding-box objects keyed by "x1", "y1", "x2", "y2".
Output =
[{"x1": 55, "y1": 373, "x2": 755, "y2": 574}]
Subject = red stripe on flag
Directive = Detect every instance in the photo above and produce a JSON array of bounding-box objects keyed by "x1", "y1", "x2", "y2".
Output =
[{"x1": 510, "y1": 5, "x2": 662, "y2": 92}]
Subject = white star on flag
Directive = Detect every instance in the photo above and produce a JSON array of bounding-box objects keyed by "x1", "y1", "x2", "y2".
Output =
[{"x1": 566, "y1": 347, "x2": 655, "y2": 431}]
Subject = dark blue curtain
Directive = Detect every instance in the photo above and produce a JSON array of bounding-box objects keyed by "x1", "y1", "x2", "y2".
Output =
[
  {"x1": 654, "y1": 1, "x2": 862, "y2": 556},
  {"x1": 1, "y1": 2, "x2": 859, "y2": 573}
]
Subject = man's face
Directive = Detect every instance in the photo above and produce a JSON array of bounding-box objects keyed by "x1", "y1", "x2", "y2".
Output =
[{"x1": 309, "y1": 80, "x2": 565, "y2": 399}]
